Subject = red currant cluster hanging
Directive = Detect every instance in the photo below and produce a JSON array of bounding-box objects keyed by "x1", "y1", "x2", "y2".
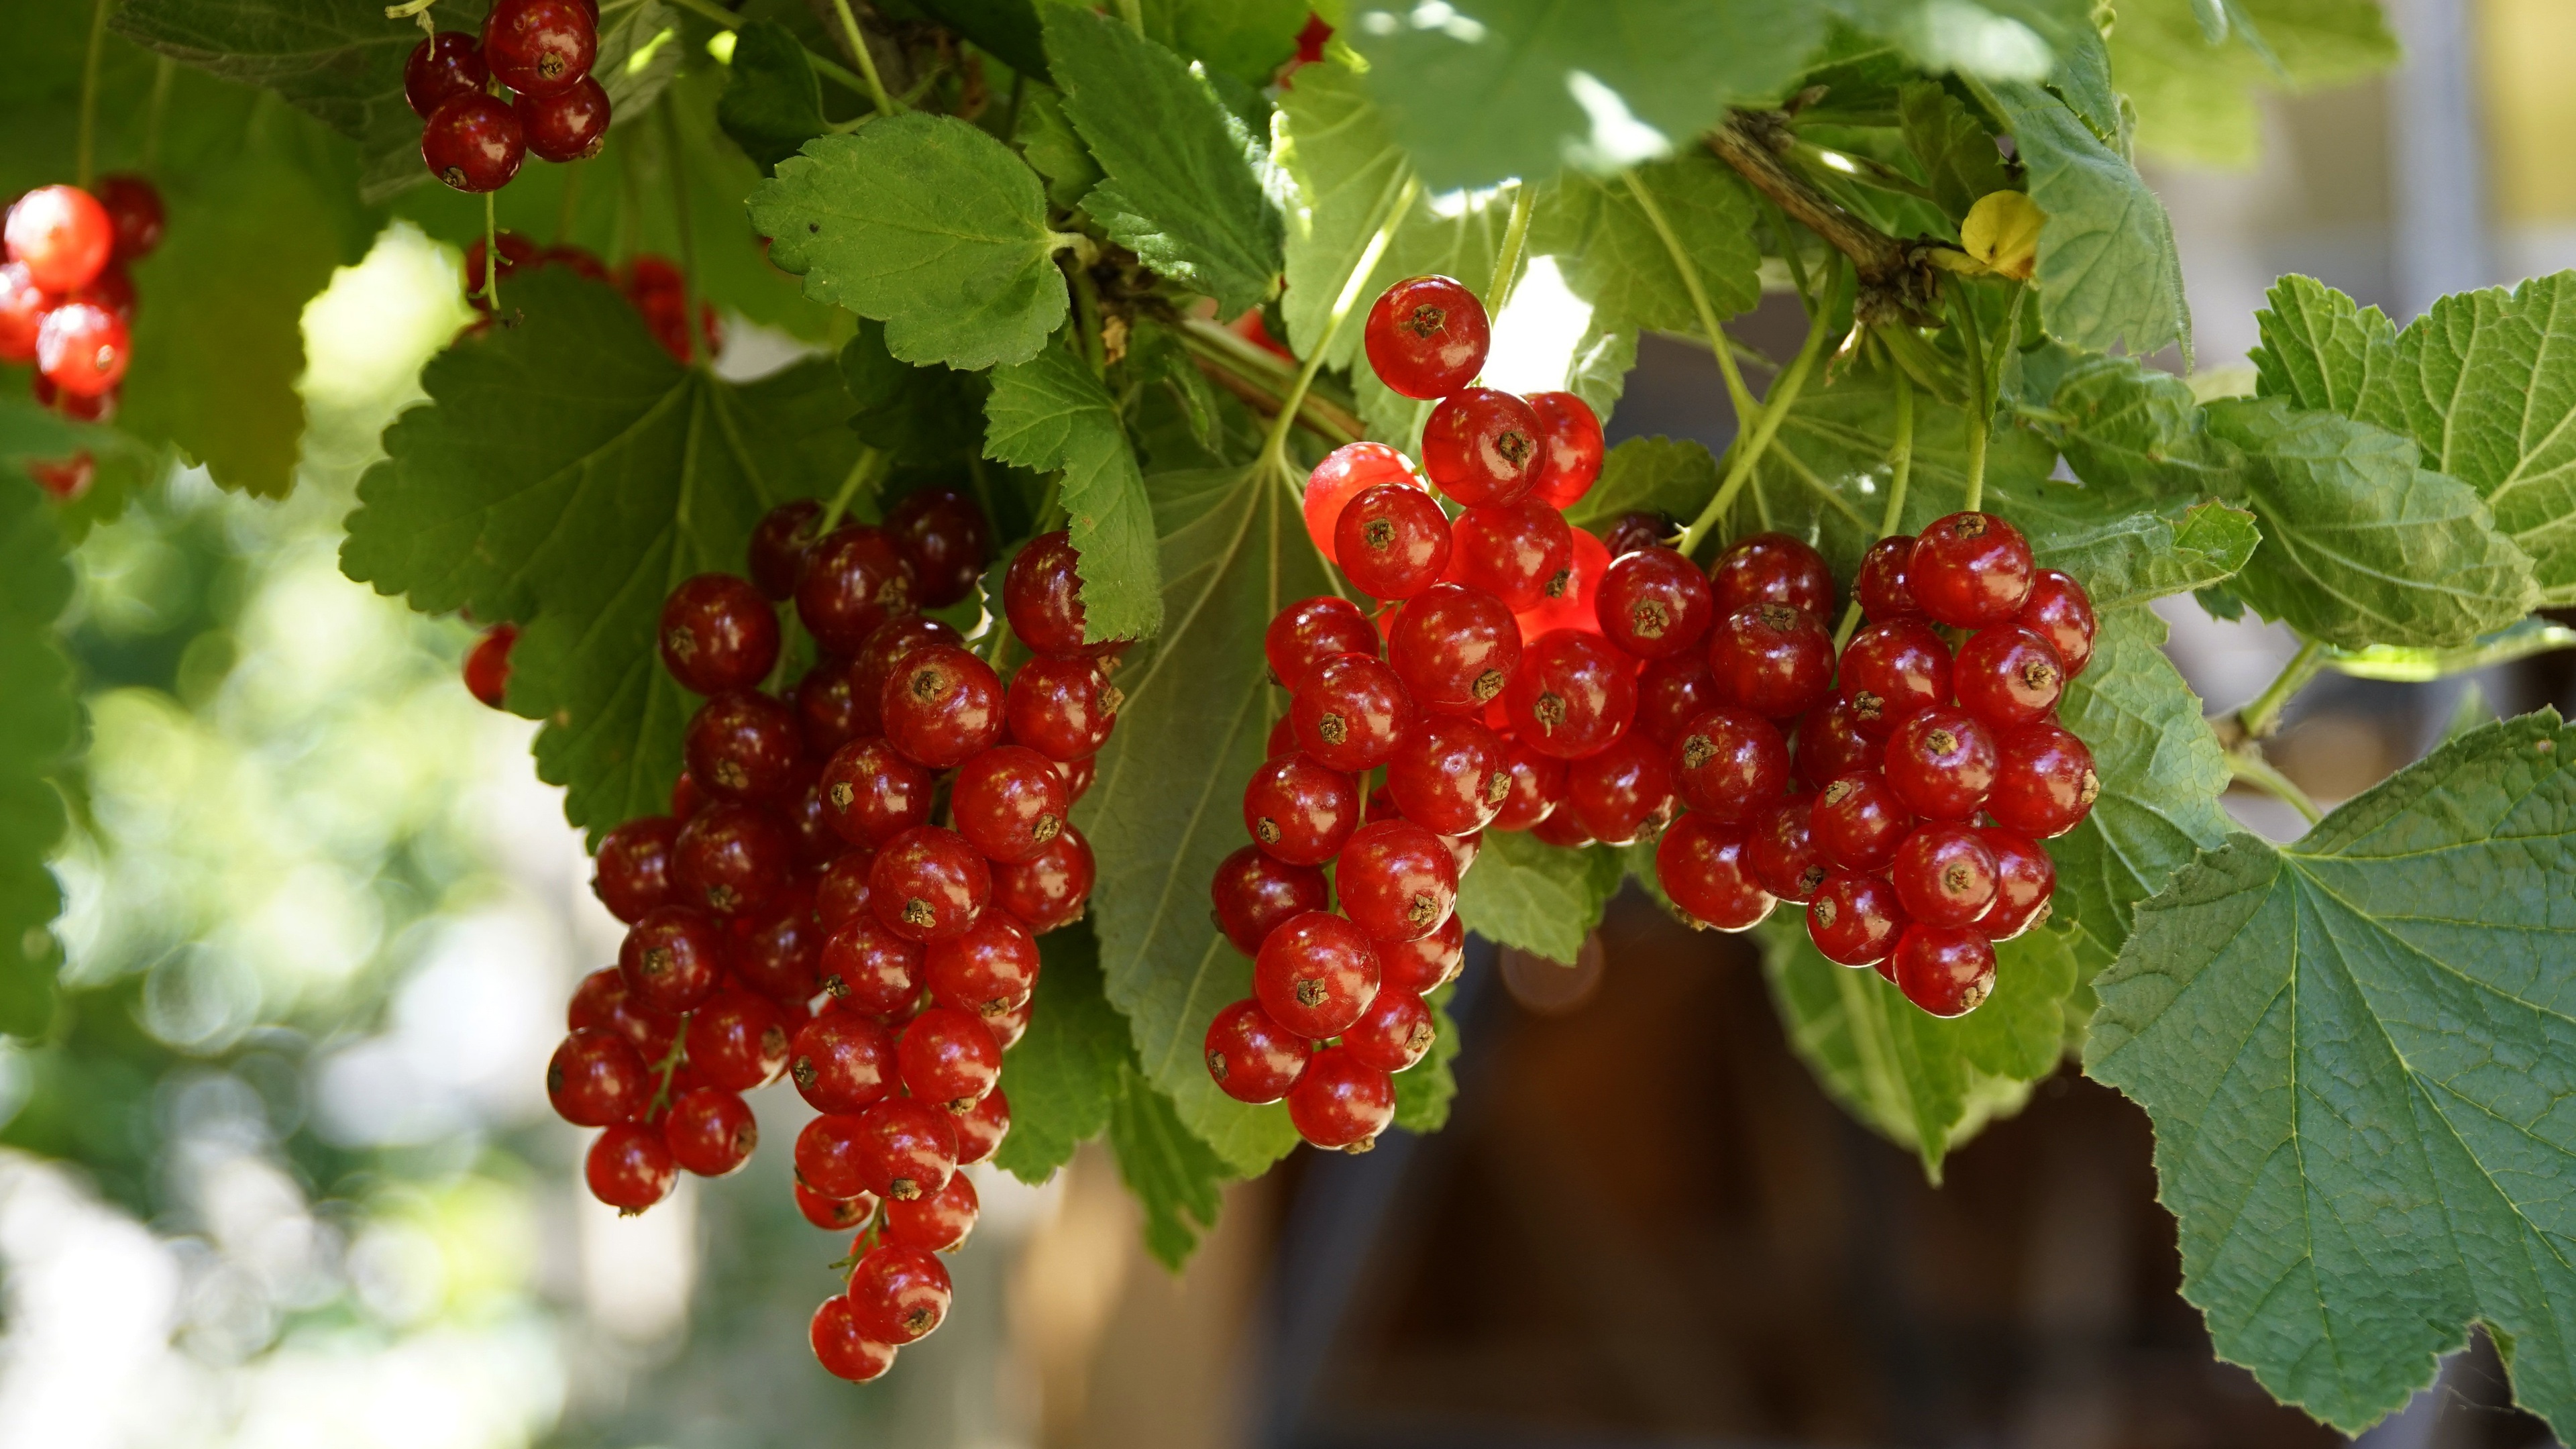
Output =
[
  {"x1": 456, "y1": 230, "x2": 719, "y2": 363},
  {"x1": 1, "y1": 175, "x2": 163, "y2": 501},
  {"x1": 407, "y1": 0, "x2": 611, "y2": 195},
  {"x1": 1201, "y1": 274, "x2": 1611, "y2": 1153}
]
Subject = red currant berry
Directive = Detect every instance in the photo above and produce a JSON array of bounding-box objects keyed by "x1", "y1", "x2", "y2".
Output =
[
  {"x1": 1525, "y1": 391, "x2": 1605, "y2": 510},
  {"x1": 1708, "y1": 604, "x2": 1835, "y2": 720},
  {"x1": 1342, "y1": 986, "x2": 1436, "y2": 1073},
  {"x1": 463, "y1": 621, "x2": 517, "y2": 709},
  {"x1": 1265, "y1": 595, "x2": 1379, "y2": 690},
  {"x1": 1512, "y1": 525, "x2": 1611, "y2": 640},
  {"x1": 1210, "y1": 845, "x2": 1332, "y2": 957},
  {"x1": 885, "y1": 1171, "x2": 979, "y2": 1254},
  {"x1": 1204, "y1": 998, "x2": 1311, "y2": 1104},
  {"x1": 1437, "y1": 828, "x2": 1481, "y2": 887},
  {"x1": 951, "y1": 745, "x2": 1068, "y2": 863},
  {"x1": 592, "y1": 814, "x2": 678, "y2": 923},
  {"x1": 1286, "y1": 1045, "x2": 1396, "y2": 1150},
  {"x1": 0, "y1": 263, "x2": 54, "y2": 365},
  {"x1": 1893, "y1": 925, "x2": 1996, "y2": 1016},
  {"x1": 1890, "y1": 822, "x2": 2000, "y2": 927},
  {"x1": 885, "y1": 485, "x2": 991, "y2": 608},
  {"x1": 547, "y1": 1028, "x2": 649, "y2": 1126},
  {"x1": 792, "y1": 1003, "x2": 898, "y2": 1114},
  {"x1": 1987, "y1": 721, "x2": 2100, "y2": 839},
  {"x1": 692, "y1": 989, "x2": 790, "y2": 1091},
  {"x1": 405, "y1": 30, "x2": 490, "y2": 116},
  {"x1": 36, "y1": 300, "x2": 127, "y2": 397},
  {"x1": 1491, "y1": 733, "x2": 1568, "y2": 831},
  {"x1": 421, "y1": 93, "x2": 525, "y2": 193},
  {"x1": 794, "y1": 659, "x2": 867, "y2": 757},
  {"x1": 1506, "y1": 629, "x2": 1635, "y2": 759},
  {"x1": 1421, "y1": 387, "x2": 1543, "y2": 508},
  {"x1": 1857, "y1": 535, "x2": 1921, "y2": 621},
  {"x1": 1389, "y1": 584, "x2": 1520, "y2": 715},
  {"x1": 518, "y1": 74, "x2": 610, "y2": 162},
  {"x1": 1293, "y1": 653, "x2": 1415, "y2": 773},
  {"x1": 1242, "y1": 752, "x2": 1360, "y2": 865},
  {"x1": 748, "y1": 498, "x2": 823, "y2": 599},
  {"x1": 1448, "y1": 501, "x2": 1572, "y2": 612},
  {"x1": 1811, "y1": 771, "x2": 1918, "y2": 872},
  {"x1": 810, "y1": 1297, "x2": 898, "y2": 1382},
  {"x1": 797, "y1": 524, "x2": 916, "y2": 655},
  {"x1": 1837, "y1": 619, "x2": 1951, "y2": 739},
  {"x1": 619, "y1": 904, "x2": 728, "y2": 1013},
  {"x1": 1807, "y1": 872, "x2": 1908, "y2": 967},
  {"x1": 1337, "y1": 820, "x2": 1458, "y2": 942},
  {"x1": 1746, "y1": 795, "x2": 1828, "y2": 902},
  {"x1": 27, "y1": 452, "x2": 95, "y2": 501},
  {"x1": 1709, "y1": 532, "x2": 1833, "y2": 619},
  {"x1": 881, "y1": 645, "x2": 1005, "y2": 769},
  {"x1": 1566, "y1": 731, "x2": 1676, "y2": 846},
  {"x1": 587, "y1": 1124, "x2": 677, "y2": 1214},
  {"x1": 1954, "y1": 625, "x2": 2066, "y2": 731},
  {"x1": 1363, "y1": 275, "x2": 1489, "y2": 400},
  {"x1": 854, "y1": 1097, "x2": 960, "y2": 1202},
  {"x1": 1909, "y1": 512, "x2": 2035, "y2": 627},
  {"x1": 1635, "y1": 651, "x2": 1724, "y2": 749},
  {"x1": 735, "y1": 885, "x2": 823, "y2": 1005},
  {"x1": 672, "y1": 801, "x2": 790, "y2": 915},
  {"x1": 1057, "y1": 751, "x2": 1097, "y2": 804},
  {"x1": 1654, "y1": 812, "x2": 1776, "y2": 930},
  {"x1": 849, "y1": 1244, "x2": 953, "y2": 1344},
  {"x1": 1385, "y1": 713, "x2": 1508, "y2": 835},
  {"x1": 992, "y1": 824, "x2": 1094, "y2": 932},
  {"x1": 1603, "y1": 511, "x2": 1671, "y2": 558},
  {"x1": 816, "y1": 849, "x2": 875, "y2": 932},
  {"x1": 1004, "y1": 531, "x2": 1109, "y2": 657},
  {"x1": 1977, "y1": 827, "x2": 2055, "y2": 940},
  {"x1": 1672, "y1": 705, "x2": 1790, "y2": 820},
  {"x1": 818, "y1": 737, "x2": 932, "y2": 848},
  {"x1": 1379, "y1": 912, "x2": 1464, "y2": 994},
  {"x1": 663, "y1": 1088, "x2": 757, "y2": 1177},
  {"x1": 953, "y1": 1087, "x2": 1011, "y2": 1163},
  {"x1": 1597, "y1": 547, "x2": 1715, "y2": 660},
  {"x1": 924, "y1": 909, "x2": 1040, "y2": 1017},
  {"x1": 482, "y1": 0, "x2": 596, "y2": 96},
  {"x1": 572, "y1": 965, "x2": 678, "y2": 1061},
  {"x1": 2017, "y1": 569, "x2": 2097, "y2": 677},
  {"x1": 795, "y1": 1183, "x2": 879, "y2": 1232},
  {"x1": 851, "y1": 617, "x2": 964, "y2": 737},
  {"x1": 795, "y1": 1113, "x2": 873, "y2": 1197},
  {"x1": 1532, "y1": 807, "x2": 1597, "y2": 849},
  {"x1": 869, "y1": 827, "x2": 991, "y2": 943},
  {"x1": 1254, "y1": 911, "x2": 1381, "y2": 1038},
  {"x1": 1303, "y1": 441, "x2": 1420, "y2": 564},
  {"x1": 1336, "y1": 482, "x2": 1452, "y2": 600},
  {"x1": 1792, "y1": 698, "x2": 1884, "y2": 791},
  {"x1": 1884, "y1": 706, "x2": 1998, "y2": 821},
  {"x1": 684, "y1": 690, "x2": 803, "y2": 802},
  {"x1": 898, "y1": 1006, "x2": 1001, "y2": 1108},
  {"x1": 4, "y1": 186, "x2": 111, "y2": 292}
]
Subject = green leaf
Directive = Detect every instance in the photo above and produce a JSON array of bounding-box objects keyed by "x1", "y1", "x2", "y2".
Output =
[
  {"x1": 1346, "y1": 0, "x2": 1827, "y2": 191},
  {"x1": 982, "y1": 342, "x2": 1162, "y2": 641},
  {"x1": 1899, "y1": 80, "x2": 2013, "y2": 222},
  {"x1": 114, "y1": 0, "x2": 416, "y2": 199},
  {"x1": 994, "y1": 920, "x2": 1131, "y2": 1184},
  {"x1": 341, "y1": 273, "x2": 859, "y2": 844},
  {"x1": 1563, "y1": 435, "x2": 1714, "y2": 535},
  {"x1": 0, "y1": 478, "x2": 76, "y2": 1036},
  {"x1": 1044, "y1": 6, "x2": 1284, "y2": 318},
  {"x1": 2008, "y1": 495, "x2": 2262, "y2": 612},
  {"x1": 1085, "y1": 462, "x2": 1326, "y2": 1177},
  {"x1": 2108, "y1": 0, "x2": 2398, "y2": 168},
  {"x1": 1990, "y1": 82, "x2": 2193, "y2": 364},
  {"x1": 2084, "y1": 710, "x2": 2576, "y2": 1438},
  {"x1": 1012, "y1": 87, "x2": 1102, "y2": 213},
  {"x1": 2040, "y1": 352, "x2": 2243, "y2": 500},
  {"x1": 2204, "y1": 397, "x2": 2536, "y2": 650},
  {"x1": 1139, "y1": 0, "x2": 1311, "y2": 89},
  {"x1": 1529, "y1": 153, "x2": 1763, "y2": 338},
  {"x1": 1389, "y1": 984, "x2": 1462, "y2": 1134},
  {"x1": 1106, "y1": 1062, "x2": 1231, "y2": 1269},
  {"x1": 912, "y1": 0, "x2": 1051, "y2": 80},
  {"x1": 1453, "y1": 830, "x2": 1623, "y2": 965},
  {"x1": 751, "y1": 112, "x2": 1070, "y2": 370},
  {"x1": 716, "y1": 20, "x2": 826, "y2": 176},
  {"x1": 840, "y1": 319, "x2": 992, "y2": 469},
  {"x1": 1831, "y1": 0, "x2": 2102, "y2": 85}
]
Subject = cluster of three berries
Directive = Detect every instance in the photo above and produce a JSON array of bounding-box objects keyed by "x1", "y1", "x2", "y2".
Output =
[{"x1": 408, "y1": 0, "x2": 612, "y2": 195}]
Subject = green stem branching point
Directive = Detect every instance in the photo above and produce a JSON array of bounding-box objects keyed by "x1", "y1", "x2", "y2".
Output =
[
  {"x1": 2229, "y1": 748, "x2": 2323, "y2": 826},
  {"x1": 1677, "y1": 260, "x2": 1843, "y2": 559},
  {"x1": 2236, "y1": 637, "x2": 2325, "y2": 742},
  {"x1": 1260, "y1": 174, "x2": 1419, "y2": 474}
]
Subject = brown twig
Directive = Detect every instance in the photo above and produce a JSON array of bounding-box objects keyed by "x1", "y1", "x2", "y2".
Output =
[{"x1": 1706, "y1": 112, "x2": 1945, "y2": 326}]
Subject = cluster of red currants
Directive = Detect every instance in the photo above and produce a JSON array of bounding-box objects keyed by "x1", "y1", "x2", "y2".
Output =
[
  {"x1": 1, "y1": 175, "x2": 164, "y2": 501},
  {"x1": 1625, "y1": 519, "x2": 2100, "y2": 1016},
  {"x1": 458, "y1": 229, "x2": 718, "y2": 363},
  {"x1": 1199, "y1": 274, "x2": 1610, "y2": 1152},
  {"x1": 407, "y1": 0, "x2": 611, "y2": 196}
]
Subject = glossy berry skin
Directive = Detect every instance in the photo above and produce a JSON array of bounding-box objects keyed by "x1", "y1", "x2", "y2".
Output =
[
  {"x1": 1265, "y1": 596, "x2": 1379, "y2": 690},
  {"x1": 1636, "y1": 652, "x2": 1724, "y2": 749},
  {"x1": 1884, "y1": 707, "x2": 1999, "y2": 822},
  {"x1": 1910, "y1": 512, "x2": 2035, "y2": 627},
  {"x1": 1603, "y1": 511, "x2": 1670, "y2": 559},
  {"x1": 1507, "y1": 630, "x2": 1636, "y2": 759},
  {"x1": 1893, "y1": 926, "x2": 1997, "y2": 1016},
  {"x1": 1672, "y1": 705, "x2": 1790, "y2": 820},
  {"x1": 482, "y1": 0, "x2": 596, "y2": 96},
  {"x1": 951, "y1": 745, "x2": 1068, "y2": 863},
  {"x1": 519, "y1": 75, "x2": 610, "y2": 162},
  {"x1": 1003, "y1": 531, "x2": 1107, "y2": 658},
  {"x1": 1567, "y1": 731, "x2": 1676, "y2": 847},
  {"x1": 1807, "y1": 872, "x2": 1909, "y2": 967},
  {"x1": 619, "y1": 905, "x2": 729, "y2": 1014},
  {"x1": 1293, "y1": 654, "x2": 1415, "y2": 773},
  {"x1": 795, "y1": 1113, "x2": 874, "y2": 1198},
  {"x1": 592, "y1": 814, "x2": 678, "y2": 922},
  {"x1": 898, "y1": 1007, "x2": 1002, "y2": 1108},
  {"x1": 1303, "y1": 441, "x2": 1421, "y2": 564},
  {"x1": 1363, "y1": 275, "x2": 1489, "y2": 400},
  {"x1": 853, "y1": 1097, "x2": 959, "y2": 1202},
  {"x1": 1746, "y1": 796, "x2": 1828, "y2": 903},
  {"x1": 571, "y1": 966, "x2": 678, "y2": 1062},
  {"x1": 797, "y1": 525, "x2": 916, "y2": 656},
  {"x1": 885, "y1": 1171, "x2": 979, "y2": 1254},
  {"x1": 810, "y1": 1298, "x2": 898, "y2": 1383},
  {"x1": 1242, "y1": 753, "x2": 1360, "y2": 865},
  {"x1": 1205, "y1": 998, "x2": 1311, "y2": 1104},
  {"x1": 1379, "y1": 912, "x2": 1464, "y2": 995},
  {"x1": 991, "y1": 824, "x2": 1093, "y2": 933},
  {"x1": 1491, "y1": 735, "x2": 1568, "y2": 831},
  {"x1": 5, "y1": 186, "x2": 111, "y2": 292},
  {"x1": 587, "y1": 1124, "x2": 677, "y2": 1214},
  {"x1": 1525, "y1": 391, "x2": 1605, "y2": 510},
  {"x1": 815, "y1": 850, "x2": 875, "y2": 933},
  {"x1": 2017, "y1": 569, "x2": 2097, "y2": 677},
  {"x1": 464, "y1": 622, "x2": 517, "y2": 709},
  {"x1": 952, "y1": 1087, "x2": 1011, "y2": 1164},
  {"x1": 422, "y1": 94, "x2": 525, "y2": 193},
  {"x1": 0, "y1": 264, "x2": 51, "y2": 365},
  {"x1": 547, "y1": 1028, "x2": 649, "y2": 1126},
  {"x1": 691, "y1": 990, "x2": 790, "y2": 1091},
  {"x1": 924, "y1": 909, "x2": 1040, "y2": 1016},
  {"x1": 1254, "y1": 911, "x2": 1381, "y2": 1038},
  {"x1": 1449, "y1": 502, "x2": 1572, "y2": 612},
  {"x1": 1654, "y1": 813, "x2": 1776, "y2": 931},
  {"x1": 1988, "y1": 721, "x2": 2100, "y2": 839},
  {"x1": 1597, "y1": 547, "x2": 1715, "y2": 660},
  {"x1": 1709, "y1": 532, "x2": 1833, "y2": 619},
  {"x1": 794, "y1": 659, "x2": 867, "y2": 757},
  {"x1": 1385, "y1": 713, "x2": 1508, "y2": 836},
  {"x1": 1287, "y1": 1046, "x2": 1397, "y2": 1150},
  {"x1": 870, "y1": 827, "x2": 991, "y2": 943},
  {"x1": 735, "y1": 885, "x2": 823, "y2": 1004},
  {"x1": 684, "y1": 691, "x2": 803, "y2": 802},
  {"x1": 1390, "y1": 584, "x2": 1520, "y2": 715},
  {"x1": 664, "y1": 1088, "x2": 757, "y2": 1177},
  {"x1": 1811, "y1": 772, "x2": 1918, "y2": 873},
  {"x1": 1006, "y1": 655, "x2": 1120, "y2": 761},
  {"x1": 1837, "y1": 619, "x2": 1951, "y2": 739},
  {"x1": 1792, "y1": 699, "x2": 1884, "y2": 792},
  {"x1": 1210, "y1": 846, "x2": 1332, "y2": 957},
  {"x1": 1978, "y1": 827, "x2": 2056, "y2": 941},
  {"x1": 849, "y1": 1244, "x2": 953, "y2": 1345},
  {"x1": 820, "y1": 737, "x2": 933, "y2": 847},
  {"x1": 405, "y1": 31, "x2": 490, "y2": 117},
  {"x1": 1338, "y1": 820, "x2": 1458, "y2": 943},
  {"x1": 1336, "y1": 482, "x2": 1452, "y2": 600},
  {"x1": 1342, "y1": 987, "x2": 1436, "y2": 1073},
  {"x1": 1532, "y1": 809, "x2": 1596, "y2": 849},
  {"x1": 849, "y1": 616, "x2": 964, "y2": 739},
  {"x1": 1890, "y1": 822, "x2": 2000, "y2": 927},
  {"x1": 820, "y1": 915, "x2": 922, "y2": 1018},
  {"x1": 672, "y1": 801, "x2": 790, "y2": 915},
  {"x1": 885, "y1": 485, "x2": 991, "y2": 608},
  {"x1": 1955, "y1": 626, "x2": 2066, "y2": 731},
  {"x1": 1708, "y1": 604, "x2": 1835, "y2": 720},
  {"x1": 748, "y1": 499, "x2": 824, "y2": 600},
  {"x1": 1421, "y1": 386, "x2": 1543, "y2": 508},
  {"x1": 1856, "y1": 535, "x2": 1921, "y2": 621},
  {"x1": 791, "y1": 1007, "x2": 898, "y2": 1115},
  {"x1": 881, "y1": 645, "x2": 1006, "y2": 769},
  {"x1": 796, "y1": 1184, "x2": 879, "y2": 1232},
  {"x1": 36, "y1": 301, "x2": 127, "y2": 396},
  {"x1": 1513, "y1": 526, "x2": 1610, "y2": 640}
]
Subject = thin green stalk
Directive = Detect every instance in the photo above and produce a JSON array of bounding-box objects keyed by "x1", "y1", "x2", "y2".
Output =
[
  {"x1": 663, "y1": 0, "x2": 873, "y2": 98},
  {"x1": 143, "y1": 57, "x2": 174, "y2": 169},
  {"x1": 821, "y1": 447, "x2": 880, "y2": 533},
  {"x1": 1834, "y1": 369, "x2": 1913, "y2": 650},
  {"x1": 2229, "y1": 750, "x2": 2322, "y2": 826},
  {"x1": 644, "y1": 1016, "x2": 693, "y2": 1118},
  {"x1": 1949, "y1": 282, "x2": 1991, "y2": 513},
  {"x1": 2237, "y1": 638, "x2": 2325, "y2": 741},
  {"x1": 1003, "y1": 72, "x2": 1027, "y2": 139},
  {"x1": 1481, "y1": 180, "x2": 1535, "y2": 321},
  {"x1": 1114, "y1": 0, "x2": 1144, "y2": 30},
  {"x1": 657, "y1": 103, "x2": 704, "y2": 366},
  {"x1": 1171, "y1": 317, "x2": 1364, "y2": 447},
  {"x1": 482, "y1": 193, "x2": 501, "y2": 309},
  {"x1": 1677, "y1": 262, "x2": 1842, "y2": 558},
  {"x1": 826, "y1": 0, "x2": 900, "y2": 115},
  {"x1": 77, "y1": 0, "x2": 111, "y2": 189},
  {"x1": 1260, "y1": 175, "x2": 1420, "y2": 472},
  {"x1": 1625, "y1": 170, "x2": 1758, "y2": 429}
]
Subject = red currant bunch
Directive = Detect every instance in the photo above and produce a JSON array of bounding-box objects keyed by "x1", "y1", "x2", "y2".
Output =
[
  {"x1": 409, "y1": 0, "x2": 610, "y2": 197},
  {"x1": 6, "y1": 174, "x2": 162, "y2": 500}
]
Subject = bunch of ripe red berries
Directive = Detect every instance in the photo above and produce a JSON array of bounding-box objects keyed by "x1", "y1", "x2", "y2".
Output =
[
  {"x1": 495, "y1": 482, "x2": 1116, "y2": 1383},
  {"x1": 407, "y1": 0, "x2": 611, "y2": 195},
  {"x1": 1200, "y1": 274, "x2": 1613, "y2": 1152},
  {"x1": 1, "y1": 175, "x2": 163, "y2": 500},
  {"x1": 457, "y1": 229, "x2": 718, "y2": 364}
]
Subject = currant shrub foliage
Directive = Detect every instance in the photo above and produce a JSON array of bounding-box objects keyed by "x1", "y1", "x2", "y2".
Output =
[{"x1": 9, "y1": 0, "x2": 2576, "y2": 1433}]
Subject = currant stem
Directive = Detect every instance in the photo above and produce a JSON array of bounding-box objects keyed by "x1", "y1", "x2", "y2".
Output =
[
  {"x1": 143, "y1": 58, "x2": 174, "y2": 170},
  {"x1": 1677, "y1": 260, "x2": 1843, "y2": 559},
  {"x1": 76, "y1": 0, "x2": 111, "y2": 191},
  {"x1": 1949, "y1": 282, "x2": 1990, "y2": 514},
  {"x1": 482, "y1": 192, "x2": 501, "y2": 309},
  {"x1": 1481, "y1": 180, "x2": 1534, "y2": 322},
  {"x1": 1833, "y1": 367, "x2": 1913, "y2": 651},
  {"x1": 2235, "y1": 638, "x2": 2325, "y2": 742},
  {"x1": 2228, "y1": 748, "x2": 2322, "y2": 826},
  {"x1": 1170, "y1": 317, "x2": 1365, "y2": 447},
  {"x1": 1625, "y1": 170, "x2": 1757, "y2": 427},
  {"x1": 820, "y1": 447, "x2": 881, "y2": 535},
  {"x1": 657, "y1": 102, "x2": 706, "y2": 366},
  {"x1": 645, "y1": 1014, "x2": 693, "y2": 1119},
  {"x1": 1259, "y1": 174, "x2": 1419, "y2": 473},
  {"x1": 826, "y1": 0, "x2": 901, "y2": 117}
]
